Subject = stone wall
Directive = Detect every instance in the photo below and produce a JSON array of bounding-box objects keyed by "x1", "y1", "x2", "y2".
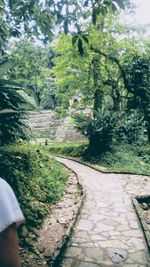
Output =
[{"x1": 27, "y1": 110, "x2": 87, "y2": 142}]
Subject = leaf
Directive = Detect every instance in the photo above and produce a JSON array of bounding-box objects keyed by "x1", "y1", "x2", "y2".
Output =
[
  {"x1": 92, "y1": 8, "x2": 97, "y2": 25},
  {"x1": 102, "y1": 6, "x2": 107, "y2": 16},
  {"x1": 72, "y1": 35, "x2": 78, "y2": 46},
  {"x1": 82, "y1": 35, "x2": 89, "y2": 45},
  {"x1": 11, "y1": 27, "x2": 21, "y2": 37},
  {"x1": 64, "y1": 19, "x2": 69, "y2": 35},
  {"x1": 112, "y1": 1, "x2": 119, "y2": 11},
  {"x1": 0, "y1": 79, "x2": 22, "y2": 90},
  {"x1": 0, "y1": 0, "x2": 4, "y2": 8},
  {"x1": 84, "y1": 0, "x2": 89, "y2": 7},
  {"x1": 78, "y1": 38, "x2": 84, "y2": 56},
  {"x1": 56, "y1": 11, "x2": 63, "y2": 19},
  {"x1": 104, "y1": 0, "x2": 112, "y2": 6},
  {"x1": 0, "y1": 60, "x2": 13, "y2": 76},
  {"x1": 113, "y1": 0, "x2": 125, "y2": 10}
]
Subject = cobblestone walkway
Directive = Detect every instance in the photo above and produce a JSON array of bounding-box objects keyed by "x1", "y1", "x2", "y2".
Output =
[{"x1": 56, "y1": 157, "x2": 150, "y2": 267}]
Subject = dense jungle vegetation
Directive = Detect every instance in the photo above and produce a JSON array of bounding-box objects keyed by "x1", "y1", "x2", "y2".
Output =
[
  {"x1": 0, "y1": 144, "x2": 68, "y2": 247},
  {"x1": 1, "y1": 0, "x2": 150, "y2": 252}
]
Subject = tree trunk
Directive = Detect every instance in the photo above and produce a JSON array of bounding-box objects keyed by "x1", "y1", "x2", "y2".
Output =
[
  {"x1": 92, "y1": 57, "x2": 103, "y2": 113},
  {"x1": 94, "y1": 88, "x2": 103, "y2": 112}
]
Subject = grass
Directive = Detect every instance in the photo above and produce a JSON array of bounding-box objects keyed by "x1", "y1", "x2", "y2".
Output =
[
  {"x1": 0, "y1": 143, "x2": 69, "y2": 247},
  {"x1": 89, "y1": 144, "x2": 150, "y2": 175},
  {"x1": 48, "y1": 142, "x2": 150, "y2": 176},
  {"x1": 48, "y1": 141, "x2": 88, "y2": 157}
]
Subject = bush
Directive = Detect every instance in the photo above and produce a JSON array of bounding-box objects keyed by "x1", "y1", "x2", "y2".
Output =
[
  {"x1": 0, "y1": 144, "x2": 69, "y2": 247},
  {"x1": 74, "y1": 110, "x2": 117, "y2": 154},
  {"x1": 49, "y1": 142, "x2": 88, "y2": 157},
  {"x1": 114, "y1": 110, "x2": 145, "y2": 144}
]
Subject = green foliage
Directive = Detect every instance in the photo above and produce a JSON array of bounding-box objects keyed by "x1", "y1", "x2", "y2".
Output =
[
  {"x1": 49, "y1": 0, "x2": 131, "y2": 37},
  {"x1": 0, "y1": 0, "x2": 53, "y2": 46},
  {"x1": 124, "y1": 54, "x2": 150, "y2": 142},
  {"x1": 74, "y1": 109, "x2": 145, "y2": 150},
  {"x1": 48, "y1": 142, "x2": 150, "y2": 176},
  {"x1": 91, "y1": 0, "x2": 130, "y2": 25},
  {"x1": 52, "y1": 33, "x2": 94, "y2": 109},
  {"x1": 114, "y1": 110, "x2": 145, "y2": 144},
  {"x1": 0, "y1": 144, "x2": 69, "y2": 246},
  {"x1": 7, "y1": 40, "x2": 61, "y2": 110},
  {"x1": 0, "y1": 0, "x2": 55, "y2": 145},
  {"x1": 72, "y1": 32, "x2": 89, "y2": 56},
  {"x1": 40, "y1": 76, "x2": 59, "y2": 109},
  {"x1": 52, "y1": 15, "x2": 150, "y2": 148},
  {"x1": 0, "y1": 61, "x2": 28, "y2": 145},
  {"x1": 52, "y1": 17, "x2": 140, "y2": 113},
  {"x1": 88, "y1": 144, "x2": 150, "y2": 175},
  {"x1": 74, "y1": 110, "x2": 117, "y2": 154},
  {"x1": 0, "y1": 0, "x2": 57, "y2": 144},
  {"x1": 0, "y1": 0, "x2": 131, "y2": 51},
  {"x1": 8, "y1": 41, "x2": 48, "y2": 105},
  {"x1": 49, "y1": 142, "x2": 88, "y2": 157}
]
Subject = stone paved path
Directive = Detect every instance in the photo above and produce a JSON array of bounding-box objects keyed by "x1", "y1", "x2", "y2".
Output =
[{"x1": 56, "y1": 157, "x2": 150, "y2": 267}]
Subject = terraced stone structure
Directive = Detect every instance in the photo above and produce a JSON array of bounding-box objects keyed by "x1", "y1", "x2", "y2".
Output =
[
  {"x1": 28, "y1": 110, "x2": 86, "y2": 142},
  {"x1": 56, "y1": 158, "x2": 150, "y2": 267}
]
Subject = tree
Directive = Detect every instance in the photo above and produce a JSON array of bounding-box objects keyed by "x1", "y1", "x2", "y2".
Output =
[
  {"x1": 8, "y1": 39, "x2": 61, "y2": 109},
  {"x1": 0, "y1": 0, "x2": 131, "y2": 49},
  {"x1": 0, "y1": 0, "x2": 53, "y2": 144},
  {"x1": 0, "y1": 0, "x2": 53, "y2": 48},
  {"x1": 52, "y1": 17, "x2": 125, "y2": 111},
  {"x1": 52, "y1": 13, "x2": 150, "y2": 147},
  {"x1": 0, "y1": 0, "x2": 131, "y2": 144},
  {"x1": 125, "y1": 55, "x2": 150, "y2": 142},
  {"x1": 52, "y1": 0, "x2": 131, "y2": 34},
  {"x1": 8, "y1": 40, "x2": 47, "y2": 105},
  {"x1": 40, "y1": 75, "x2": 59, "y2": 109}
]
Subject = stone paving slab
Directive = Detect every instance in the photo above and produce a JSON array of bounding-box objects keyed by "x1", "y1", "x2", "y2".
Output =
[{"x1": 56, "y1": 157, "x2": 150, "y2": 267}]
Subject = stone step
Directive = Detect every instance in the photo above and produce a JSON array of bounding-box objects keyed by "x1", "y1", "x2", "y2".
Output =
[{"x1": 27, "y1": 109, "x2": 87, "y2": 142}]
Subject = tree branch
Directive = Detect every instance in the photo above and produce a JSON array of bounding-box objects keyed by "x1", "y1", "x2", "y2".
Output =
[{"x1": 90, "y1": 45, "x2": 132, "y2": 93}]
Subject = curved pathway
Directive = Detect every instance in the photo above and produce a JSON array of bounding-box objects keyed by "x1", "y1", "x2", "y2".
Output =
[{"x1": 56, "y1": 157, "x2": 150, "y2": 267}]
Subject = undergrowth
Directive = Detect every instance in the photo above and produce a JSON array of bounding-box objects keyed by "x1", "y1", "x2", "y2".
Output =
[
  {"x1": 87, "y1": 144, "x2": 150, "y2": 175},
  {"x1": 49, "y1": 142, "x2": 88, "y2": 157},
  {"x1": 49, "y1": 142, "x2": 150, "y2": 176},
  {"x1": 0, "y1": 144, "x2": 69, "y2": 247}
]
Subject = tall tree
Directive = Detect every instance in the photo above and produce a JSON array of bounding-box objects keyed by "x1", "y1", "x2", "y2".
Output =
[
  {"x1": 0, "y1": 0, "x2": 54, "y2": 144},
  {"x1": 0, "y1": 0, "x2": 132, "y2": 144},
  {"x1": 8, "y1": 40, "x2": 47, "y2": 105}
]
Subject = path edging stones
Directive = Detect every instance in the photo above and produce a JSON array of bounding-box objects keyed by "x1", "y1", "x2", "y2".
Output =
[
  {"x1": 52, "y1": 157, "x2": 86, "y2": 267},
  {"x1": 53, "y1": 155, "x2": 150, "y2": 176},
  {"x1": 132, "y1": 195, "x2": 150, "y2": 254}
]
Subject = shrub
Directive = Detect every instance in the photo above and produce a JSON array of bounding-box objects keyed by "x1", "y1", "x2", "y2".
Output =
[
  {"x1": 49, "y1": 143, "x2": 88, "y2": 157},
  {"x1": 114, "y1": 110, "x2": 145, "y2": 144},
  {"x1": 74, "y1": 110, "x2": 117, "y2": 154},
  {"x1": 0, "y1": 145, "x2": 69, "y2": 247}
]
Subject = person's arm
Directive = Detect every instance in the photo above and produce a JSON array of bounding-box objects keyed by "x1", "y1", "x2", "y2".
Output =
[{"x1": 0, "y1": 223, "x2": 21, "y2": 267}]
